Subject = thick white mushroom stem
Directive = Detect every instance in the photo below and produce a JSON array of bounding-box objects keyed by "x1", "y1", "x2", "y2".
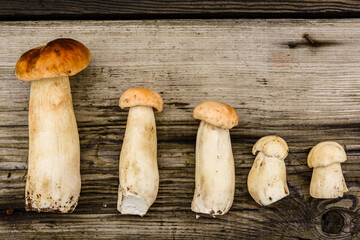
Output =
[
  {"x1": 26, "y1": 76, "x2": 80, "y2": 213},
  {"x1": 191, "y1": 121, "x2": 235, "y2": 216},
  {"x1": 118, "y1": 106, "x2": 158, "y2": 216},
  {"x1": 247, "y1": 152, "x2": 289, "y2": 206},
  {"x1": 310, "y1": 163, "x2": 348, "y2": 198}
]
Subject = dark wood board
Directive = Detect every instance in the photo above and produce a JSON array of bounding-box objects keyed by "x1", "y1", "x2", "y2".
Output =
[
  {"x1": 1, "y1": 0, "x2": 360, "y2": 20},
  {"x1": 1, "y1": 19, "x2": 360, "y2": 239}
]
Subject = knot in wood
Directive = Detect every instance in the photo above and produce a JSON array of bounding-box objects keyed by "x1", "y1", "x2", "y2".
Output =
[{"x1": 321, "y1": 210, "x2": 344, "y2": 234}]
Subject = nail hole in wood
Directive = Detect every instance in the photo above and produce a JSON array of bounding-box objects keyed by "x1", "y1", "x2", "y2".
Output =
[{"x1": 303, "y1": 33, "x2": 317, "y2": 46}]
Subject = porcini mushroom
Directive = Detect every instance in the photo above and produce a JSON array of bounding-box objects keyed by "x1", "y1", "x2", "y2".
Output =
[
  {"x1": 247, "y1": 136, "x2": 289, "y2": 206},
  {"x1": 191, "y1": 101, "x2": 238, "y2": 216},
  {"x1": 15, "y1": 38, "x2": 91, "y2": 212},
  {"x1": 307, "y1": 141, "x2": 348, "y2": 198},
  {"x1": 118, "y1": 88, "x2": 163, "y2": 216}
]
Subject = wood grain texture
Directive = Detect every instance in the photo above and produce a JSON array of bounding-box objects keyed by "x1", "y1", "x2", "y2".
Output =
[
  {"x1": 1, "y1": 19, "x2": 360, "y2": 239},
  {"x1": 1, "y1": 0, "x2": 360, "y2": 20}
]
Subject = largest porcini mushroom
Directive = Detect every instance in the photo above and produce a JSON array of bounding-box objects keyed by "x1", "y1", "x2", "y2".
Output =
[
  {"x1": 307, "y1": 141, "x2": 348, "y2": 198},
  {"x1": 15, "y1": 38, "x2": 91, "y2": 213},
  {"x1": 191, "y1": 101, "x2": 238, "y2": 216},
  {"x1": 118, "y1": 88, "x2": 163, "y2": 216},
  {"x1": 247, "y1": 136, "x2": 289, "y2": 206}
]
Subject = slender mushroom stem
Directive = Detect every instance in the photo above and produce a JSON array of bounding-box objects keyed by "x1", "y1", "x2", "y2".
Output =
[
  {"x1": 191, "y1": 121, "x2": 235, "y2": 216},
  {"x1": 118, "y1": 105, "x2": 158, "y2": 216},
  {"x1": 26, "y1": 76, "x2": 80, "y2": 213}
]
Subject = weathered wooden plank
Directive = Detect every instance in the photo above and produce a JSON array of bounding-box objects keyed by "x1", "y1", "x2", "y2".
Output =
[
  {"x1": 1, "y1": 0, "x2": 360, "y2": 20},
  {"x1": 1, "y1": 20, "x2": 360, "y2": 239}
]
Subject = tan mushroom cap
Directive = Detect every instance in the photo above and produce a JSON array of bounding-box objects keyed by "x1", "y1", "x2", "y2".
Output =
[
  {"x1": 307, "y1": 141, "x2": 347, "y2": 168},
  {"x1": 119, "y1": 88, "x2": 164, "y2": 112},
  {"x1": 15, "y1": 38, "x2": 91, "y2": 81},
  {"x1": 252, "y1": 135, "x2": 288, "y2": 160},
  {"x1": 193, "y1": 101, "x2": 238, "y2": 129}
]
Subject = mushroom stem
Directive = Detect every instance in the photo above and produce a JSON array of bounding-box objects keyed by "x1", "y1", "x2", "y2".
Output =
[
  {"x1": 310, "y1": 163, "x2": 348, "y2": 198},
  {"x1": 26, "y1": 76, "x2": 80, "y2": 213},
  {"x1": 247, "y1": 152, "x2": 289, "y2": 206},
  {"x1": 118, "y1": 105, "x2": 158, "y2": 216},
  {"x1": 191, "y1": 121, "x2": 235, "y2": 216}
]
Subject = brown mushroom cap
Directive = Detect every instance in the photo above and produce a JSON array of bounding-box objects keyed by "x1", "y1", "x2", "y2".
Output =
[
  {"x1": 119, "y1": 88, "x2": 164, "y2": 112},
  {"x1": 193, "y1": 101, "x2": 238, "y2": 129},
  {"x1": 307, "y1": 141, "x2": 347, "y2": 168},
  {"x1": 252, "y1": 135, "x2": 288, "y2": 160},
  {"x1": 15, "y1": 38, "x2": 91, "y2": 81}
]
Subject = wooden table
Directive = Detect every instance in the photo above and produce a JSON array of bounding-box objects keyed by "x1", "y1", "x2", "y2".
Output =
[
  {"x1": 1, "y1": 3, "x2": 360, "y2": 239},
  {"x1": 1, "y1": 0, "x2": 360, "y2": 19}
]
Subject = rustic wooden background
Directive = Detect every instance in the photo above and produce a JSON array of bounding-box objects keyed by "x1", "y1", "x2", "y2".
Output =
[
  {"x1": 1, "y1": 0, "x2": 360, "y2": 20},
  {"x1": 1, "y1": 19, "x2": 360, "y2": 239}
]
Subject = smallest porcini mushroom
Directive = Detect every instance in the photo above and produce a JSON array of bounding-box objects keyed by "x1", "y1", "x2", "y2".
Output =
[
  {"x1": 307, "y1": 141, "x2": 348, "y2": 199},
  {"x1": 192, "y1": 101, "x2": 238, "y2": 216},
  {"x1": 118, "y1": 88, "x2": 163, "y2": 216},
  {"x1": 248, "y1": 136, "x2": 289, "y2": 206}
]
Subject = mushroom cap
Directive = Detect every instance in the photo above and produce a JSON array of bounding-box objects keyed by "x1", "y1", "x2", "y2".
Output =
[
  {"x1": 193, "y1": 101, "x2": 238, "y2": 129},
  {"x1": 15, "y1": 38, "x2": 91, "y2": 81},
  {"x1": 119, "y1": 88, "x2": 164, "y2": 112},
  {"x1": 252, "y1": 135, "x2": 288, "y2": 160},
  {"x1": 307, "y1": 141, "x2": 346, "y2": 168}
]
